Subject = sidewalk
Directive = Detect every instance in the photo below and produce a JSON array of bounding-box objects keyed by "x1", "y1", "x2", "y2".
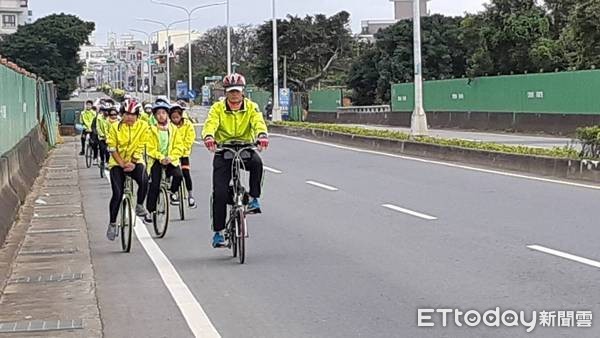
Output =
[{"x1": 0, "y1": 138, "x2": 101, "y2": 337}]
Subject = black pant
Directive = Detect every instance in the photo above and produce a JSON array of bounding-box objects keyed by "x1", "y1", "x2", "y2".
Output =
[
  {"x1": 99, "y1": 140, "x2": 109, "y2": 164},
  {"x1": 80, "y1": 132, "x2": 88, "y2": 152},
  {"x1": 147, "y1": 162, "x2": 183, "y2": 213},
  {"x1": 109, "y1": 164, "x2": 148, "y2": 223},
  {"x1": 81, "y1": 132, "x2": 98, "y2": 158},
  {"x1": 180, "y1": 157, "x2": 192, "y2": 192},
  {"x1": 212, "y1": 150, "x2": 263, "y2": 232}
]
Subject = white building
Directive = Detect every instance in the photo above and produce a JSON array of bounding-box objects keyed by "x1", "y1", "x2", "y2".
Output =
[
  {"x1": 156, "y1": 30, "x2": 202, "y2": 52},
  {"x1": 0, "y1": 0, "x2": 30, "y2": 36},
  {"x1": 360, "y1": 0, "x2": 429, "y2": 40}
]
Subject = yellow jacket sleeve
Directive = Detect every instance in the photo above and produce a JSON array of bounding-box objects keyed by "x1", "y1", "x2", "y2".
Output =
[
  {"x1": 107, "y1": 122, "x2": 118, "y2": 152},
  {"x1": 183, "y1": 122, "x2": 196, "y2": 154},
  {"x1": 133, "y1": 123, "x2": 148, "y2": 162},
  {"x1": 201, "y1": 104, "x2": 221, "y2": 139},
  {"x1": 170, "y1": 133, "x2": 185, "y2": 164}
]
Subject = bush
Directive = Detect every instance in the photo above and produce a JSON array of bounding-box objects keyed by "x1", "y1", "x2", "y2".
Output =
[
  {"x1": 111, "y1": 88, "x2": 125, "y2": 102},
  {"x1": 576, "y1": 126, "x2": 600, "y2": 158},
  {"x1": 274, "y1": 121, "x2": 579, "y2": 159}
]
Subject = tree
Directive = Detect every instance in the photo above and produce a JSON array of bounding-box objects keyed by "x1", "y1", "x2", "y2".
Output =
[
  {"x1": 560, "y1": 0, "x2": 600, "y2": 69},
  {"x1": 0, "y1": 14, "x2": 94, "y2": 98},
  {"x1": 462, "y1": 0, "x2": 561, "y2": 77},
  {"x1": 544, "y1": 0, "x2": 578, "y2": 38},
  {"x1": 348, "y1": 14, "x2": 466, "y2": 104},
  {"x1": 347, "y1": 47, "x2": 381, "y2": 105},
  {"x1": 250, "y1": 11, "x2": 354, "y2": 92},
  {"x1": 172, "y1": 25, "x2": 257, "y2": 91}
]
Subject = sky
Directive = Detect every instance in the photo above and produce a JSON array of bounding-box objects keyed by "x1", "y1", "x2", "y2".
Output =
[{"x1": 30, "y1": 0, "x2": 487, "y2": 45}]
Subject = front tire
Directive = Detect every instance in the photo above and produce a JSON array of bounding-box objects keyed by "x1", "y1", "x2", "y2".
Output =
[
  {"x1": 153, "y1": 188, "x2": 170, "y2": 238},
  {"x1": 237, "y1": 210, "x2": 246, "y2": 264},
  {"x1": 120, "y1": 197, "x2": 133, "y2": 252},
  {"x1": 85, "y1": 144, "x2": 92, "y2": 168}
]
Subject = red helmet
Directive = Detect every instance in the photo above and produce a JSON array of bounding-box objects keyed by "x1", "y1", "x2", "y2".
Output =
[
  {"x1": 122, "y1": 99, "x2": 142, "y2": 115},
  {"x1": 223, "y1": 73, "x2": 246, "y2": 91}
]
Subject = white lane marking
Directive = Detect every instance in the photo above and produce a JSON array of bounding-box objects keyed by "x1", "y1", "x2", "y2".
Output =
[
  {"x1": 35, "y1": 199, "x2": 47, "y2": 205},
  {"x1": 194, "y1": 141, "x2": 203, "y2": 146},
  {"x1": 264, "y1": 166, "x2": 282, "y2": 174},
  {"x1": 306, "y1": 180, "x2": 339, "y2": 191},
  {"x1": 527, "y1": 245, "x2": 600, "y2": 269},
  {"x1": 382, "y1": 204, "x2": 438, "y2": 220},
  {"x1": 105, "y1": 175, "x2": 220, "y2": 338},
  {"x1": 273, "y1": 134, "x2": 600, "y2": 191}
]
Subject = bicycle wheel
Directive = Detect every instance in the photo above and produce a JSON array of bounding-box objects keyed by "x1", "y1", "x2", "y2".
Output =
[
  {"x1": 237, "y1": 210, "x2": 246, "y2": 264},
  {"x1": 153, "y1": 187, "x2": 170, "y2": 238},
  {"x1": 228, "y1": 210, "x2": 237, "y2": 258},
  {"x1": 85, "y1": 144, "x2": 92, "y2": 168},
  {"x1": 120, "y1": 197, "x2": 133, "y2": 252},
  {"x1": 178, "y1": 181, "x2": 186, "y2": 221}
]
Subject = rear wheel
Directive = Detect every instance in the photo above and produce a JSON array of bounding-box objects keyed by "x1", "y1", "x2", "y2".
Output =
[
  {"x1": 120, "y1": 197, "x2": 133, "y2": 252},
  {"x1": 237, "y1": 210, "x2": 246, "y2": 264},
  {"x1": 153, "y1": 188, "x2": 170, "y2": 238},
  {"x1": 230, "y1": 210, "x2": 238, "y2": 258},
  {"x1": 85, "y1": 144, "x2": 92, "y2": 168},
  {"x1": 178, "y1": 181, "x2": 186, "y2": 221}
]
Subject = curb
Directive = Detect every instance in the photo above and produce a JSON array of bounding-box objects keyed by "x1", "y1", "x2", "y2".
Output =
[{"x1": 270, "y1": 125, "x2": 600, "y2": 184}]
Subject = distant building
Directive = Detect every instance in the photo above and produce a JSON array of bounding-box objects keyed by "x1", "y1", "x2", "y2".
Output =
[
  {"x1": 359, "y1": 0, "x2": 429, "y2": 40},
  {"x1": 156, "y1": 30, "x2": 203, "y2": 52},
  {"x1": 0, "y1": 0, "x2": 31, "y2": 37}
]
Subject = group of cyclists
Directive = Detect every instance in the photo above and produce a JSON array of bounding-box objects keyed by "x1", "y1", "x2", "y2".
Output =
[{"x1": 79, "y1": 73, "x2": 269, "y2": 248}]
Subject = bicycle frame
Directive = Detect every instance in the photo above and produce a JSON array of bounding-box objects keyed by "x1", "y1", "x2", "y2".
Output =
[{"x1": 220, "y1": 143, "x2": 256, "y2": 239}]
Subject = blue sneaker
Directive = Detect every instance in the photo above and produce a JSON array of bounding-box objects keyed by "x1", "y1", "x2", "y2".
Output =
[
  {"x1": 212, "y1": 232, "x2": 226, "y2": 248},
  {"x1": 247, "y1": 198, "x2": 262, "y2": 214}
]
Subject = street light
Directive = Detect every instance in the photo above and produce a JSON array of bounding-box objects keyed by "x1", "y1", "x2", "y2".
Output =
[
  {"x1": 150, "y1": 0, "x2": 226, "y2": 94},
  {"x1": 397, "y1": 0, "x2": 428, "y2": 136},
  {"x1": 130, "y1": 28, "x2": 160, "y2": 101},
  {"x1": 227, "y1": 0, "x2": 231, "y2": 74},
  {"x1": 271, "y1": 0, "x2": 281, "y2": 122},
  {"x1": 137, "y1": 17, "x2": 190, "y2": 100}
]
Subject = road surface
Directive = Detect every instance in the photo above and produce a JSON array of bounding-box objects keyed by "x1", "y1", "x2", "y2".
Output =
[{"x1": 77, "y1": 125, "x2": 600, "y2": 337}]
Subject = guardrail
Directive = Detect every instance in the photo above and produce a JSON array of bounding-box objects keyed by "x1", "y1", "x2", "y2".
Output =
[{"x1": 336, "y1": 105, "x2": 391, "y2": 114}]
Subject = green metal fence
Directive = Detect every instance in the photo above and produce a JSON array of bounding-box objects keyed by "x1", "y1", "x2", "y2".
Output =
[
  {"x1": 309, "y1": 89, "x2": 342, "y2": 113},
  {"x1": 0, "y1": 63, "x2": 58, "y2": 156},
  {"x1": 38, "y1": 81, "x2": 58, "y2": 147},
  {"x1": 391, "y1": 70, "x2": 600, "y2": 114},
  {"x1": 0, "y1": 64, "x2": 38, "y2": 156},
  {"x1": 246, "y1": 88, "x2": 271, "y2": 113}
]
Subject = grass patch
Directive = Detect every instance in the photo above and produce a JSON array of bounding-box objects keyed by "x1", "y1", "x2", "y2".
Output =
[{"x1": 273, "y1": 121, "x2": 579, "y2": 159}]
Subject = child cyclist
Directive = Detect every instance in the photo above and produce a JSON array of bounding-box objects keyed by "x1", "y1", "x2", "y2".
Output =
[
  {"x1": 168, "y1": 104, "x2": 197, "y2": 208},
  {"x1": 144, "y1": 101, "x2": 185, "y2": 223}
]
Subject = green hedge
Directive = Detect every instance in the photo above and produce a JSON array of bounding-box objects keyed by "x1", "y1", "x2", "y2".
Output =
[{"x1": 273, "y1": 121, "x2": 579, "y2": 159}]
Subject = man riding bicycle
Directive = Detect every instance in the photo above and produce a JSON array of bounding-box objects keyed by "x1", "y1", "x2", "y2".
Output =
[
  {"x1": 106, "y1": 99, "x2": 151, "y2": 240},
  {"x1": 169, "y1": 104, "x2": 197, "y2": 208},
  {"x1": 144, "y1": 101, "x2": 185, "y2": 224},
  {"x1": 201, "y1": 73, "x2": 269, "y2": 248},
  {"x1": 79, "y1": 100, "x2": 99, "y2": 160}
]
